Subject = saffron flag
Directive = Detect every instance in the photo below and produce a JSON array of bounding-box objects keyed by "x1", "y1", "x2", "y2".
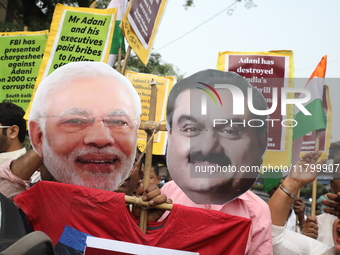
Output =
[
  {"x1": 291, "y1": 56, "x2": 328, "y2": 165},
  {"x1": 107, "y1": 0, "x2": 127, "y2": 66}
]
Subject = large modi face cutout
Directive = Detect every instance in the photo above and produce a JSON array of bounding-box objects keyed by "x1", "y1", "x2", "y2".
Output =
[
  {"x1": 166, "y1": 70, "x2": 268, "y2": 204},
  {"x1": 28, "y1": 62, "x2": 141, "y2": 191}
]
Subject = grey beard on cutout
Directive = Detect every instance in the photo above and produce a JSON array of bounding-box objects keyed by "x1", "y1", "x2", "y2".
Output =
[{"x1": 41, "y1": 137, "x2": 133, "y2": 191}]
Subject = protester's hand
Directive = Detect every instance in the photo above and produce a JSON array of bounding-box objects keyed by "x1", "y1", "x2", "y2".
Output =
[
  {"x1": 301, "y1": 216, "x2": 318, "y2": 239},
  {"x1": 323, "y1": 192, "x2": 340, "y2": 218},
  {"x1": 132, "y1": 183, "x2": 172, "y2": 222},
  {"x1": 284, "y1": 151, "x2": 327, "y2": 193},
  {"x1": 294, "y1": 198, "x2": 306, "y2": 224}
]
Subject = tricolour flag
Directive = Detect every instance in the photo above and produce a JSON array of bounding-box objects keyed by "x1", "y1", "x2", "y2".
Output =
[
  {"x1": 291, "y1": 56, "x2": 328, "y2": 165},
  {"x1": 107, "y1": 0, "x2": 127, "y2": 66},
  {"x1": 263, "y1": 56, "x2": 328, "y2": 193},
  {"x1": 293, "y1": 55, "x2": 327, "y2": 140}
]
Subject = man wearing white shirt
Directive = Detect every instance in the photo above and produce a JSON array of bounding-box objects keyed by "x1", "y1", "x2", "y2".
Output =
[{"x1": 0, "y1": 102, "x2": 27, "y2": 165}]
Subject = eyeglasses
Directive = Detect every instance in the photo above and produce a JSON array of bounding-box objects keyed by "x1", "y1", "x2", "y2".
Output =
[
  {"x1": 41, "y1": 115, "x2": 140, "y2": 133},
  {"x1": 0, "y1": 126, "x2": 11, "y2": 129},
  {"x1": 177, "y1": 124, "x2": 242, "y2": 138}
]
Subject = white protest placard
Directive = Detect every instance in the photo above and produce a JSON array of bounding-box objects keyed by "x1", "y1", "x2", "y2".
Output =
[{"x1": 84, "y1": 236, "x2": 199, "y2": 255}]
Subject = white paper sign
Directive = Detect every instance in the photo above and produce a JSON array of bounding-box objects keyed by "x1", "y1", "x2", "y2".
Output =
[{"x1": 84, "y1": 236, "x2": 199, "y2": 255}]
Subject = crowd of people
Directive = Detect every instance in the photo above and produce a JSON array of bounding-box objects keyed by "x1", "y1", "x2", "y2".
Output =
[{"x1": 0, "y1": 62, "x2": 340, "y2": 254}]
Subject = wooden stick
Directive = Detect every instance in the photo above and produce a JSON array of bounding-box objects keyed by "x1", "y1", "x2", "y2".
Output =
[
  {"x1": 89, "y1": 1, "x2": 97, "y2": 8},
  {"x1": 139, "y1": 79, "x2": 158, "y2": 233},
  {"x1": 295, "y1": 190, "x2": 300, "y2": 232},
  {"x1": 139, "y1": 121, "x2": 167, "y2": 132},
  {"x1": 311, "y1": 130, "x2": 321, "y2": 217},
  {"x1": 121, "y1": 46, "x2": 131, "y2": 75},
  {"x1": 124, "y1": 195, "x2": 172, "y2": 211}
]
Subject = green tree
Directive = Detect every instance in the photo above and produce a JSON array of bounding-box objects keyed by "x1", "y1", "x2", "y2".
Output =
[
  {"x1": 0, "y1": 0, "x2": 255, "y2": 32},
  {"x1": 126, "y1": 52, "x2": 184, "y2": 80},
  {"x1": 0, "y1": 0, "x2": 96, "y2": 32}
]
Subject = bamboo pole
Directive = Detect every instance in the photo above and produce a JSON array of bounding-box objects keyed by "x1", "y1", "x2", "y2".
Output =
[
  {"x1": 295, "y1": 190, "x2": 300, "y2": 232},
  {"x1": 139, "y1": 121, "x2": 167, "y2": 132},
  {"x1": 311, "y1": 130, "x2": 321, "y2": 217},
  {"x1": 139, "y1": 79, "x2": 158, "y2": 233},
  {"x1": 121, "y1": 46, "x2": 131, "y2": 75},
  {"x1": 89, "y1": 1, "x2": 97, "y2": 8},
  {"x1": 124, "y1": 195, "x2": 172, "y2": 211}
]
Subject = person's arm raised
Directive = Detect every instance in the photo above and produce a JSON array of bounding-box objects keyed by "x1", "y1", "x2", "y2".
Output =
[{"x1": 268, "y1": 151, "x2": 326, "y2": 226}]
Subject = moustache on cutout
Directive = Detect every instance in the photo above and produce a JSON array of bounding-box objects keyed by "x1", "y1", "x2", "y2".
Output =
[{"x1": 188, "y1": 151, "x2": 231, "y2": 167}]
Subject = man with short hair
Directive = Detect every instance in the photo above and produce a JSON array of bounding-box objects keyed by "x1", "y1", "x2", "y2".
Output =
[
  {"x1": 150, "y1": 163, "x2": 161, "y2": 187},
  {"x1": 0, "y1": 103, "x2": 42, "y2": 198},
  {"x1": 161, "y1": 69, "x2": 272, "y2": 254},
  {"x1": 0, "y1": 102, "x2": 27, "y2": 165}
]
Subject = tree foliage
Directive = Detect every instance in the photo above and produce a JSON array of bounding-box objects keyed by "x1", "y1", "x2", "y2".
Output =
[
  {"x1": 0, "y1": 0, "x2": 256, "y2": 32},
  {"x1": 126, "y1": 52, "x2": 184, "y2": 80},
  {"x1": 0, "y1": 0, "x2": 254, "y2": 78},
  {"x1": 0, "y1": 0, "x2": 96, "y2": 32}
]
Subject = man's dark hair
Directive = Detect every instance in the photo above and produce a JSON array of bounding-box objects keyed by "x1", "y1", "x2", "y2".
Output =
[
  {"x1": 151, "y1": 155, "x2": 166, "y2": 176},
  {"x1": 135, "y1": 147, "x2": 145, "y2": 170},
  {"x1": 0, "y1": 102, "x2": 26, "y2": 143},
  {"x1": 152, "y1": 163, "x2": 160, "y2": 176},
  {"x1": 166, "y1": 69, "x2": 268, "y2": 134}
]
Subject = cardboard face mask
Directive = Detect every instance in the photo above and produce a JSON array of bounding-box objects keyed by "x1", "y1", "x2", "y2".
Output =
[
  {"x1": 166, "y1": 69, "x2": 268, "y2": 204},
  {"x1": 28, "y1": 62, "x2": 140, "y2": 191}
]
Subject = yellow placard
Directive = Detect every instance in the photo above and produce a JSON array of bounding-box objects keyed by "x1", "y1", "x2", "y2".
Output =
[
  {"x1": 0, "y1": 30, "x2": 48, "y2": 111},
  {"x1": 121, "y1": 0, "x2": 168, "y2": 65},
  {"x1": 125, "y1": 70, "x2": 175, "y2": 154},
  {"x1": 24, "y1": 4, "x2": 117, "y2": 119},
  {"x1": 217, "y1": 51, "x2": 294, "y2": 167}
]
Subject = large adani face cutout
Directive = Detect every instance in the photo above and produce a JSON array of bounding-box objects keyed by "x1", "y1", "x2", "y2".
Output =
[{"x1": 166, "y1": 69, "x2": 269, "y2": 204}]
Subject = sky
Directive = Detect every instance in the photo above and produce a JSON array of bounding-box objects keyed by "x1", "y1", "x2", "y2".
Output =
[{"x1": 151, "y1": 0, "x2": 340, "y2": 142}]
